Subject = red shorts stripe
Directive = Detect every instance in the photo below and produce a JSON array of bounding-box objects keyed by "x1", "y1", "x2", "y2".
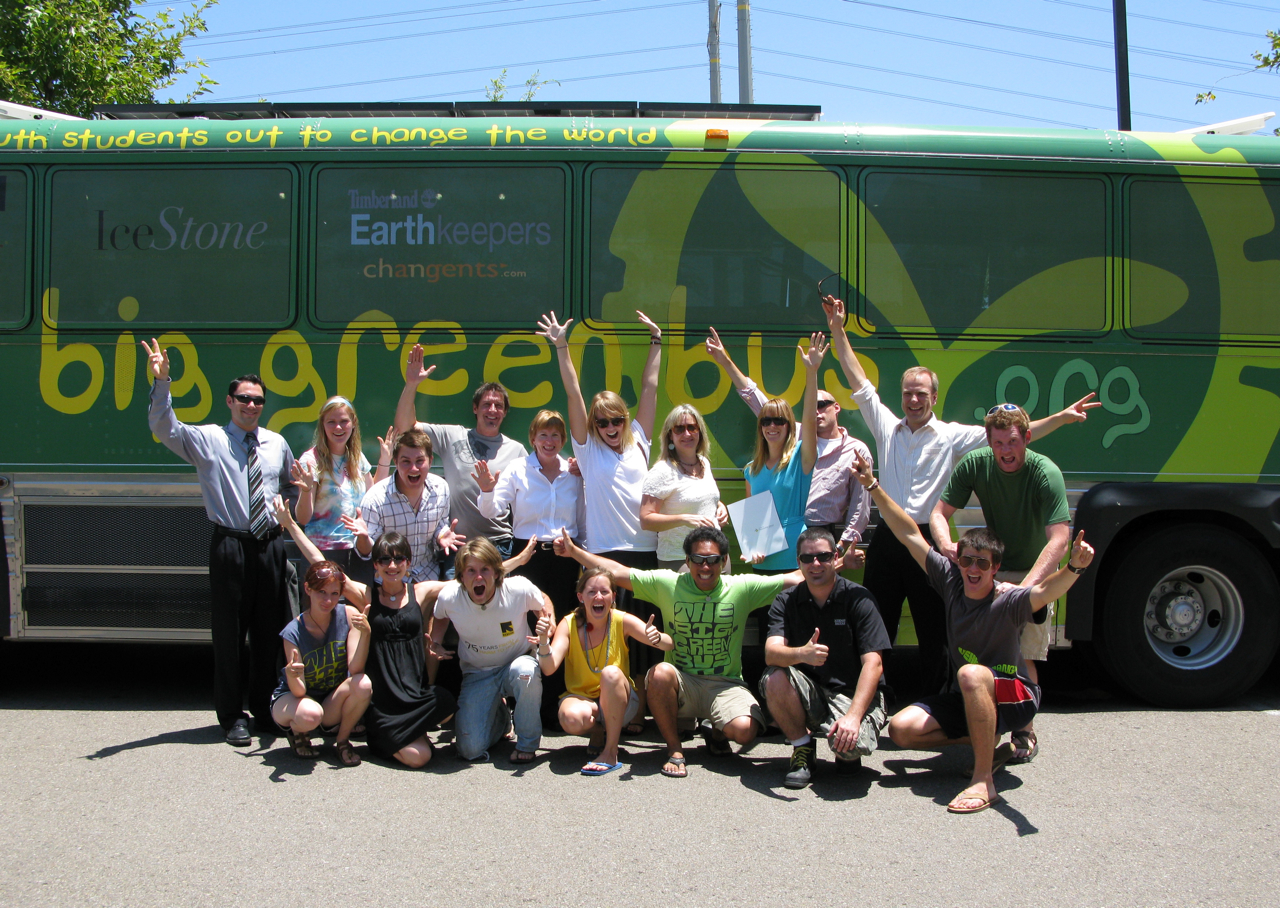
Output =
[{"x1": 993, "y1": 677, "x2": 1035, "y2": 706}]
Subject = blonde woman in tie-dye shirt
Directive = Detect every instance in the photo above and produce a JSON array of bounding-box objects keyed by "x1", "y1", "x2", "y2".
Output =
[{"x1": 292, "y1": 396, "x2": 391, "y2": 583}]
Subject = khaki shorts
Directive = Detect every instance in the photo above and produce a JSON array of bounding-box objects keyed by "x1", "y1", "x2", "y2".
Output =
[
  {"x1": 651, "y1": 667, "x2": 764, "y2": 731},
  {"x1": 996, "y1": 569, "x2": 1052, "y2": 662},
  {"x1": 758, "y1": 665, "x2": 887, "y2": 757}
]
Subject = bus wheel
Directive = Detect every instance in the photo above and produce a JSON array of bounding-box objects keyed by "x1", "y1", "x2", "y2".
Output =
[{"x1": 1098, "y1": 525, "x2": 1279, "y2": 707}]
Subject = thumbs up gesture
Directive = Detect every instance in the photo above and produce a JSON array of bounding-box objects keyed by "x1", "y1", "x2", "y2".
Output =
[
  {"x1": 801, "y1": 628, "x2": 828, "y2": 666},
  {"x1": 644, "y1": 613, "x2": 662, "y2": 647}
]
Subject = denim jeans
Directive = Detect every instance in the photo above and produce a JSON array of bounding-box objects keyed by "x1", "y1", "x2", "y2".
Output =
[{"x1": 454, "y1": 654, "x2": 542, "y2": 760}]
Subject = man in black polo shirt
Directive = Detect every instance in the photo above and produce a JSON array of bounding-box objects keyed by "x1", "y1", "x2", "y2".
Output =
[{"x1": 759, "y1": 527, "x2": 891, "y2": 789}]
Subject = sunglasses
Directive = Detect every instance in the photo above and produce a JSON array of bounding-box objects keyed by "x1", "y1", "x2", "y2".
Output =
[
  {"x1": 594, "y1": 416, "x2": 626, "y2": 429},
  {"x1": 798, "y1": 551, "x2": 837, "y2": 564},
  {"x1": 957, "y1": 554, "x2": 994, "y2": 571},
  {"x1": 672, "y1": 424, "x2": 699, "y2": 435},
  {"x1": 987, "y1": 403, "x2": 1021, "y2": 417},
  {"x1": 816, "y1": 399, "x2": 837, "y2": 411},
  {"x1": 817, "y1": 272, "x2": 843, "y2": 300},
  {"x1": 376, "y1": 554, "x2": 409, "y2": 567},
  {"x1": 759, "y1": 417, "x2": 790, "y2": 428},
  {"x1": 687, "y1": 552, "x2": 724, "y2": 566},
  {"x1": 232, "y1": 393, "x2": 266, "y2": 406}
]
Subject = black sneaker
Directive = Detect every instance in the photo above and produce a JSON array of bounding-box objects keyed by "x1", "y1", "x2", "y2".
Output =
[{"x1": 785, "y1": 742, "x2": 817, "y2": 789}]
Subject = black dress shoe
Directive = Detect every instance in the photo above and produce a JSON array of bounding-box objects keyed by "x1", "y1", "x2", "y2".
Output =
[{"x1": 225, "y1": 718, "x2": 252, "y2": 747}]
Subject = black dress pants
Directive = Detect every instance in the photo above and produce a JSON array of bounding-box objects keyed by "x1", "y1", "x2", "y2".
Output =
[
  {"x1": 863, "y1": 522, "x2": 949, "y2": 696},
  {"x1": 209, "y1": 528, "x2": 291, "y2": 730}
]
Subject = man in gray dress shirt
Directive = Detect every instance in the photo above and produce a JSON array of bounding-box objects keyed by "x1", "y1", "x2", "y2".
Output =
[{"x1": 144, "y1": 339, "x2": 295, "y2": 747}]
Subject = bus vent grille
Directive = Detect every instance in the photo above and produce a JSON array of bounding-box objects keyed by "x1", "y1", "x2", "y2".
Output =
[
  {"x1": 23, "y1": 504, "x2": 213, "y2": 567},
  {"x1": 23, "y1": 572, "x2": 210, "y2": 629}
]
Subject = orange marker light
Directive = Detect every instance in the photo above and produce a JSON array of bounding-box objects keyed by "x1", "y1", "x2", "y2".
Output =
[{"x1": 705, "y1": 128, "x2": 730, "y2": 140}]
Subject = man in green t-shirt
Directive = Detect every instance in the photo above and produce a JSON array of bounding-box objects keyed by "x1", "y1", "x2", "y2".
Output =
[
  {"x1": 929, "y1": 403, "x2": 1070, "y2": 763},
  {"x1": 555, "y1": 525, "x2": 802, "y2": 778}
]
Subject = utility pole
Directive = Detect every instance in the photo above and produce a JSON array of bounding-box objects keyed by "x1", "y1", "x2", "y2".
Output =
[
  {"x1": 1113, "y1": 0, "x2": 1131, "y2": 130},
  {"x1": 737, "y1": 0, "x2": 753, "y2": 104},
  {"x1": 708, "y1": 0, "x2": 721, "y2": 104}
]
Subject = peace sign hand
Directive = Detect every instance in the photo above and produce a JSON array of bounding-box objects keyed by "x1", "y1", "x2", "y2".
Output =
[{"x1": 140, "y1": 338, "x2": 170, "y2": 380}]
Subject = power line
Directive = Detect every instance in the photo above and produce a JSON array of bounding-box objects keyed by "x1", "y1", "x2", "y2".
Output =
[
  {"x1": 1041, "y1": 0, "x2": 1265, "y2": 38},
  {"x1": 204, "y1": 0, "x2": 701, "y2": 62},
  {"x1": 751, "y1": 45, "x2": 1203, "y2": 125},
  {"x1": 757, "y1": 6, "x2": 1280, "y2": 88},
  {"x1": 386, "y1": 61, "x2": 708, "y2": 102},
  {"x1": 1198, "y1": 0, "x2": 1280, "y2": 12},
  {"x1": 831, "y1": 0, "x2": 1248, "y2": 69},
  {"x1": 216, "y1": 44, "x2": 701, "y2": 101},
  {"x1": 192, "y1": 0, "x2": 609, "y2": 48},
  {"x1": 191, "y1": 0, "x2": 531, "y2": 43}
]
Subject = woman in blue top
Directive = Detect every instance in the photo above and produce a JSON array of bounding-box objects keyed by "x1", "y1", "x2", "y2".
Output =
[
  {"x1": 270, "y1": 559, "x2": 373, "y2": 766},
  {"x1": 743, "y1": 333, "x2": 826, "y2": 571}
]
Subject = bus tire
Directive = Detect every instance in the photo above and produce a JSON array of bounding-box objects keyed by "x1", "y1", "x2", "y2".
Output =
[{"x1": 1096, "y1": 525, "x2": 1279, "y2": 707}]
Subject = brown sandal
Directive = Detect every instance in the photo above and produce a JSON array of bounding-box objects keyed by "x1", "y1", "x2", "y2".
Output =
[
  {"x1": 287, "y1": 729, "x2": 317, "y2": 759},
  {"x1": 335, "y1": 739, "x2": 361, "y2": 767}
]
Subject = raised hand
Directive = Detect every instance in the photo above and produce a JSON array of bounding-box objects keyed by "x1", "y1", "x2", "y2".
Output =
[
  {"x1": 348, "y1": 609, "x2": 369, "y2": 635},
  {"x1": 820, "y1": 294, "x2": 847, "y2": 332},
  {"x1": 140, "y1": 338, "x2": 170, "y2": 380},
  {"x1": 644, "y1": 613, "x2": 662, "y2": 647},
  {"x1": 285, "y1": 656, "x2": 305, "y2": 681},
  {"x1": 426, "y1": 636, "x2": 455, "y2": 660},
  {"x1": 272, "y1": 494, "x2": 295, "y2": 528},
  {"x1": 506, "y1": 535, "x2": 536, "y2": 571},
  {"x1": 850, "y1": 453, "x2": 875, "y2": 488},
  {"x1": 636, "y1": 309, "x2": 661, "y2": 339},
  {"x1": 290, "y1": 460, "x2": 318, "y2": 494},
  {"x1": 841, "y1": 546, "x2": 866, "y2": 572},
  {"x1": 800, "y1": 628, "x2": 829, "y2": 666},
  {"x1": 535, "y1": 615, "x2": 553, "y2": 645},
  {"x1": 377, "y1": 426, "x2": 395, "y2": 466},
  {"x1": 800, "y1": 332, "x2": 829, "y2": 371},
  {"x1": 437, "y1": 519, "x2": 466, "y2": 555},
  {"x1": 340, "y1": 511, "x2": 370, "y2": 540},
  {"x1": 704, "y1": 326, "x2": 730, "y2": 365},
  {"x1": 405, "y1": 344, "x2": 437, "y2": 386},
  {"x1": 1069, "y1": 529, "x2": 1095, "y2": 570},
  {"x1": 536, "y1": 311, "x2": 572, "y2": 347},
  {"x1": 472, "y1": 460, "x2": 498, "y2": 494},
  {"x1": 1061, "y1": 392, "x2": 1102, "y2": 423},
  {"x1": 567, "y1": 457, "x2": 581, "y2": 478}
]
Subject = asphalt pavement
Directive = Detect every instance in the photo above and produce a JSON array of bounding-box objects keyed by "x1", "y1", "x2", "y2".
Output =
[{"x1": 2, "y1": 641, "x2": 1277, "y2": 908}]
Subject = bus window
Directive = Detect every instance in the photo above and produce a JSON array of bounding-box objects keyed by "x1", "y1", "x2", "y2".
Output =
[
  {"x1": 0, "y1": 170, "x2": 27, "y2": 326},
  {"x1": 47, "y1": 167, "x2": 293, "y2": 329},
  {"x1": 862, "y1": 171, "x2": 1108, "y2": 335},
  {"x1": 588, "y1": 165, "x2": 841, "y2": 326},
  {"x1": 312, "y1": 166, "x2": 566, "y2": 326},
  {"x1": 1129, "y1": 178, "x2": 1280, "y2": 338}
]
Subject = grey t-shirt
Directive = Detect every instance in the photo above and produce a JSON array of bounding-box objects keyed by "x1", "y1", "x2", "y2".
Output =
[
  {"x1": 925, "y1": 549, "x2": 1035, "y2": 683},
  {"x1": 418, "y1": 423, "x2": 527, "y2": 542}
]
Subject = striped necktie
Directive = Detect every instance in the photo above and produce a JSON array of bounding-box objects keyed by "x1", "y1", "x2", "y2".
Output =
[{"x1": 245, "y1": 432, "x2": 270, "y2": 539}]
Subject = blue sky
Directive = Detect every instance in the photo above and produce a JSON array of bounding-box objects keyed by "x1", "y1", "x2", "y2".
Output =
[{"x1": 155, "y1": 0, "x2": 1280, "y2": 133}]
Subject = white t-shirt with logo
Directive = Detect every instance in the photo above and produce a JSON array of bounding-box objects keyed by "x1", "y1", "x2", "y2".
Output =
[{"x1": 433, "y1": 575, "x2": 545, "y2": 672}]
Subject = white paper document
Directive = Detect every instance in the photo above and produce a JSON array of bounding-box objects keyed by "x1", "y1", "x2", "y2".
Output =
[{"x1": 726, "y1": 490, "x2": 789, "y2": 561}]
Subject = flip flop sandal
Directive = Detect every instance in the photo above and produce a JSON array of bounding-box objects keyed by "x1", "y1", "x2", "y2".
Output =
[
  {"x1": 947, "y1": 787, "x2": 1002, "y2": 814},
  {"x1": 287, "y1": 729, "x2": 317, "y2": 759},
  {"x1": 581, "y1": 761, "x2": 624, "y2": 776},
  {"x1": 1008, "y1": 731, "x2": 1038, "y2": 764},
  {"x1": 623, "y1": 717, "x2": 647, "y2": 736},
  {"x1": 699, "y1": 723, "x2": 732, "y2": 757},
  {"x1": 509, "y1": 750, "x2": 537, "y2": 764},
  {"x1": 660, "y1": 755, "x2": 688, "y2": 778},
  {"x1": 335, "y1": 739, "x2": 361, "y2": 767}
]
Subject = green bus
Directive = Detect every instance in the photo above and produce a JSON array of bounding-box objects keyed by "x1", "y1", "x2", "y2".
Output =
[{"x1": 2, "y1": 101, "x2": 1277, "y2": 708}]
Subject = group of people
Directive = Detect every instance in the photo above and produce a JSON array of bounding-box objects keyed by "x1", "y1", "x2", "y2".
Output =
[{"x1": 142, "y1": 294, "x2": 1099, "y2": 812}]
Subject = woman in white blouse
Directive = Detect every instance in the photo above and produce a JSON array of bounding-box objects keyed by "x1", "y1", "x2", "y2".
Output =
[
  {"x1": 475, "y1": 409, "x2": 583, "y2": 618},
  {"x1": 640, "y1": 404, "x2": 730, "y2": 571}
]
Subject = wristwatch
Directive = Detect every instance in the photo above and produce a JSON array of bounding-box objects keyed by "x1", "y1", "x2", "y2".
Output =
[{"x1": 1067, "y1": 563, "x2": 1086, "y2": 574}]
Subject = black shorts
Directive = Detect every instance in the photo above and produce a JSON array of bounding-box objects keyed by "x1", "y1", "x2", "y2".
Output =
[{"x1": 913, "y1": 675, "x2": 1041, "y2": 740}]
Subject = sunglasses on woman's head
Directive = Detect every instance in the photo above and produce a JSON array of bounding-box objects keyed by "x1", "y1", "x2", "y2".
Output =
[
  {"x1": 594, "y1": 416, "x2": 626, "y2": 429},
  {"x1": 759, "y1": 417, "x2": 789, "y2": 428}
]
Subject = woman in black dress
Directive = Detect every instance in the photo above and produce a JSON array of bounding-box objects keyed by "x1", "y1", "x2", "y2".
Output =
[{"x1": 276, "y1": 496, "x2": 456, "y2": 767}]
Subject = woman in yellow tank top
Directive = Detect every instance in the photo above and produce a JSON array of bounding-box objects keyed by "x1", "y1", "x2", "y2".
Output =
[{"x1": 534, "y1": 567, "x2": 673, "y2": 775}]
